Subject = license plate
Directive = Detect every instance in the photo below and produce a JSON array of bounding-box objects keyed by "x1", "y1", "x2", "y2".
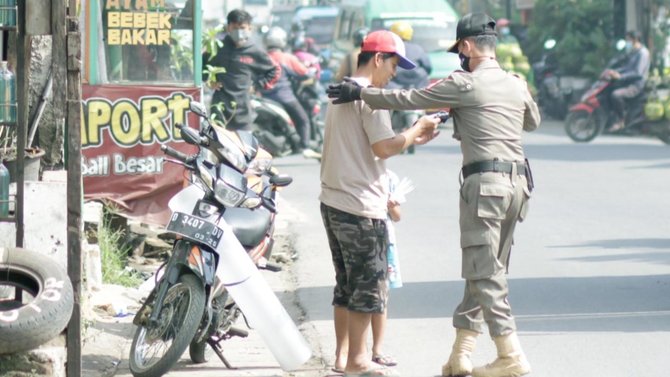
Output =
[{"x1": 166, "y1": 212, "x2": 224, "y2": 250}]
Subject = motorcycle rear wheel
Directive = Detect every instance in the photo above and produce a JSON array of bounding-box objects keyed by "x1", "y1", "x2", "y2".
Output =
[
  {"x1": 129, "y1": 274, "x2": 205, "y2": 377},
  {"x1": 565, "y1": 110, "x2": 602, "y2": 143}
]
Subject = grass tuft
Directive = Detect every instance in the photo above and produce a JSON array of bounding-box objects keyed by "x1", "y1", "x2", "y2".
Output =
[{"x1": 98, "y1": 221, "x2": 142, "y2": 287}]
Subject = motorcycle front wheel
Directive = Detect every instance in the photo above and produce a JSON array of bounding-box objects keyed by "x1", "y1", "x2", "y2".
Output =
[
  {"x1": 129, "y1": 274, "x2": 206, "y2": 377},
  {"x1": 565, "y1": 110, "x2": 602, "y2": 142}
]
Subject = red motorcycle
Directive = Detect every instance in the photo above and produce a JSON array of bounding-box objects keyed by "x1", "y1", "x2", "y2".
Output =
[{"x1": 564, "y1": 72, "x2": 670, "y2": 144}]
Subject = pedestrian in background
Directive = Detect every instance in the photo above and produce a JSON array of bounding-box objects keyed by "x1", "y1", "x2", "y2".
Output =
[
  {"x1": 202, "y1": 9, "x2": 280, "y2": 130},
  {"x1": 320, "y1": 30, "x2": 440, "y2": 376},
  {"x1": 327, "y1": 12, "x2": 540, "y2": 377},
  {"x1": 334, "y1": 27, "x2": 369, "y2": 82}
]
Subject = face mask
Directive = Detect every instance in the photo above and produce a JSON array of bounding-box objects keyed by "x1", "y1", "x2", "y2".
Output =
[
  {"x1": 500, "y1": 27, "x2": 510, "y2": 36},
  {"x1": 625, "y1": 41, "x2": 633, "y2": 52},
  {"x1": 459, "y1": 52, "x2": 471, "y2": 72},
  {"x1": 230, "y1": 29, "x2": 251, "y2": 45}
]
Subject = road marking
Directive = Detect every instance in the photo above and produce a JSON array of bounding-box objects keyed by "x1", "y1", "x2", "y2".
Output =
[{"x1": 516, "y1": 310, "x2": 670, "y2": 321}]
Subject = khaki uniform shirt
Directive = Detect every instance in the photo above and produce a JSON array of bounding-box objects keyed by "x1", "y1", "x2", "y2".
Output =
[
  {"x1": 361, "y1": 59, "x2": 540, "y2": 164},
  {"x1": 320, "y1": 77, "x2": 396, "y2": 219}
]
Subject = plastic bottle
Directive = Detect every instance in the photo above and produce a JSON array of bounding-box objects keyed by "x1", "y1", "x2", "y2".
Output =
[
  {"x1": 0, "y1": 163, "x2": 8, "y2": 217},
  {"x1": 0, "y1": 61, "x2": 16, "y2": 123}
]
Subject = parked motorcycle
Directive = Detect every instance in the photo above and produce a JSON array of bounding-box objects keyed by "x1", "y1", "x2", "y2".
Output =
[
  {"x1": 564, "y1": 52, "x2": 670, "y2": 144},
  {"x1": 128, "y1": 101, "x2": 310, "y2": 377}
]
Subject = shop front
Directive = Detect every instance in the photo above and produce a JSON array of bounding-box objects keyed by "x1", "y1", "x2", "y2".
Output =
[{"x1": 82, "y1": 0, "x2": 202, "y2": 224}]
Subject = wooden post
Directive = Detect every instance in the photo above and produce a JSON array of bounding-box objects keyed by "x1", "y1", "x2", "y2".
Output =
[
  {"x1": 63, "y1": 0, "x2": 83, "y2": 375},
  {"x1": 15, "y1": 0, "x2": 27, "y2": 247}
]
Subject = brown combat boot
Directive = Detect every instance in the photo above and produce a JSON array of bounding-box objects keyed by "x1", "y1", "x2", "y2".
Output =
[
  {"x1": 472, "y1": 332, "x2": 531, "y2": 377},
  {"x1": 441, "y1": 328, "x2": 478, "y2": 377}
]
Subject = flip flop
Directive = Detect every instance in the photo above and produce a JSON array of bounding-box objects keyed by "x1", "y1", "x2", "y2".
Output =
[
  {"x1": 332, "y1": 367, "x2": 345, "y2": 374},
  {"x1": 372, "y1": 354, "x2": 398, "y2": 367},
  {"x1": 344, "y1": 365, "x2": 399, "y2": 377}
]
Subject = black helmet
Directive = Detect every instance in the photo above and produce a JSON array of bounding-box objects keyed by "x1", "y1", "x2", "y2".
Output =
[{"x1": 353, "y1": 27, "x2": 370, "y2": 47}]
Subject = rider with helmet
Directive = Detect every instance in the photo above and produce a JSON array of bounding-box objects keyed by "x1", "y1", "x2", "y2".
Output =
[
  {"x1": 334, "y1": 27, "x2": 369, "y2": 81},
  {"x1": 293, "y1": 35, "x2": 322, "y2": 79},
  {"x1": 386, "y1": 21, "x2": 432, "y2": 90},
  {"x1": 601, "y1": 30, "x2": 650, "y2": 131},
  {"x1": 261, "y1": 26, "x2": 319, "y2": 156}
]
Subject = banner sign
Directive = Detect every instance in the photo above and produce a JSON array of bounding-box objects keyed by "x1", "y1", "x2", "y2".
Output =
[
  {"x1": 82, "y1": 84, "x2": 200, "y2": 225},
  {"x1": 105, "y1": 0, "x2": 172, "y2": 45}
]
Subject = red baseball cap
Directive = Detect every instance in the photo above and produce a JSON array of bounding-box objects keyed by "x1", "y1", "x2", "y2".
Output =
[{"x1": 361, "y1": 30, "x2": 416, "y2": 69}]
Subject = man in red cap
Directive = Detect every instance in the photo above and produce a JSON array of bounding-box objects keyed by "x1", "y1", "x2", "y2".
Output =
[
  {"x1": 327, "y1": 12, "x2": 540, "y2": 377},
  {"x1": 320, "y1": 29, "x2": 440, "y2": 376}
]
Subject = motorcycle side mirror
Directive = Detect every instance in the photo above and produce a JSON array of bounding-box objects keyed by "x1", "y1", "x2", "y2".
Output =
[
  {"x1": 544, "y1": 39, "x2": 556, "y2": 50},
  {"x1": 190, "y1": 101, "x2": 208, "y2": 118},
  {"x1": 616, "y1": 39, "x2": 626, "y2": 51}
]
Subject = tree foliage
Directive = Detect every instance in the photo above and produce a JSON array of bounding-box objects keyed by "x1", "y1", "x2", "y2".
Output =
[{"x1": 525, "y1": 0, "x2": 615, "y2": 78}]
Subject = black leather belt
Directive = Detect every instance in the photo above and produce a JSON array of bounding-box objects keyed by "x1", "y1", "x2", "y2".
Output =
[{"x1": 461, "y1": 160, "x2": 527, "y2": 179}]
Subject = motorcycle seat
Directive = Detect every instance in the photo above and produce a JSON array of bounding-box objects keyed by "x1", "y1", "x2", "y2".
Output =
[{"x1": 223, "y1": 207, "x2": 272, "y2": 248}]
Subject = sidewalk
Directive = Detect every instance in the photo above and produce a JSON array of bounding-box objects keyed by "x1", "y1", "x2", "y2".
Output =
[{"x1": 81, "y1": 202, "x2": 330, "y2": 377}]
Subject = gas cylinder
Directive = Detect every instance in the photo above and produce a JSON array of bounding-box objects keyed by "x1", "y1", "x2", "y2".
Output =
[
  {"x1": 0, "y1": 162, "x2": 9, "y2": 217},
  {"x1": 0, "y1": 61, "x2": 16, "y2": 123}
]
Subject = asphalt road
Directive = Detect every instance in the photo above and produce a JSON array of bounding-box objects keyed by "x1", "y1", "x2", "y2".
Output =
[
  {"x1": 109, "y1": 119, "x2": 670, "y2": 377},
  {"x1": 275, "y1": 119, "x2": 670, "y2": 377}
]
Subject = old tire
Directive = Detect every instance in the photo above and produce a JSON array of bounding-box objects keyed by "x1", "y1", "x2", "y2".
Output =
[
  {"x1": 565, "y1": 110, "x2": 602, "y2": 143},
  {"x1": 0, "y1": 248, "x2": 74, "y2": 355}
]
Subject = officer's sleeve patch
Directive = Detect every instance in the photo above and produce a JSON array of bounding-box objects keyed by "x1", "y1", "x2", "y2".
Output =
[{"x1": 449, "y1": 73, "x2": 474, "y2": 92}]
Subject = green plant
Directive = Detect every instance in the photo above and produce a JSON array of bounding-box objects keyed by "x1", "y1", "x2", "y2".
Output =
[
  {"x1": 170, "y1": 31, "x2": 194, "y2": 80},
  {"x1": 525, "y1": 0, "x2": 614, "y2": 78},
  {"x1": 98, "y1": 220, "x2": 141, "y2": 287},
  {"x1": 203, "y1": 24, "x2": 225, "y2": 60}
]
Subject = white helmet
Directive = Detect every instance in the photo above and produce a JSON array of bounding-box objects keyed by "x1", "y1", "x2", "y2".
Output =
[{"x1": 264, "y1": 26, "x2": 287, "y2": 49}]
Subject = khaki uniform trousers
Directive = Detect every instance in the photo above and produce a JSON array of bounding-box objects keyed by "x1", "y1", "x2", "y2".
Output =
[{"x1": 453, "y1": 170, "x2": 530, "y2": 337}]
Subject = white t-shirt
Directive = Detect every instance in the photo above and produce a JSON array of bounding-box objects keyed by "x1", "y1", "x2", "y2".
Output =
[{"x1": 319, "y1": 77, "x2": 396, "y2": 219}]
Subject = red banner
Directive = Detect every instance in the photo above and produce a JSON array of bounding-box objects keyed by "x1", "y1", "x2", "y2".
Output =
[{"x1": 82, "y1": 84, "x2": 200, "y2": 225}]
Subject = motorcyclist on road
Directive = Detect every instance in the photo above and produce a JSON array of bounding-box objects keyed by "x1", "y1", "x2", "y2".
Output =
[
  {"x1": 386, "y1": 21, "x2": 432, "y2": 90},
  {"x1": 601, "y1": 30, "x2": 650, "y2": 131},
  {"x1": 293, "y1": 35, "x2": 322, "y2": 80},
  {"x1": 261, "y1": 26, "x2": 320, "y2": 156}
]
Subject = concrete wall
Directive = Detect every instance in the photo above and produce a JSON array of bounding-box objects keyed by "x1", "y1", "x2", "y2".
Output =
[{"x1": 0, "y1": 179, "x2": 67, "y2": 269}]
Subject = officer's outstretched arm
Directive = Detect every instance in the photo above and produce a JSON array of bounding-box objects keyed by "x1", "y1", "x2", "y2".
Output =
[{"x1": 361, "y1": 76, "x2": 467, "y2": 111}]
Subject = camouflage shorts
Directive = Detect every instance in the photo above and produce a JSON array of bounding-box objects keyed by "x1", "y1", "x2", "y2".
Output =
[{"x1": 320, "y1": 203, "x2": 388, "y2": 313}]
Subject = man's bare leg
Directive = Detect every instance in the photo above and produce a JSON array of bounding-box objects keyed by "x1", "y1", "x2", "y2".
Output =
[
  {"x1": 334, "y1": 305, "x2": 349, "y2": 371},
  {"x1": 345, "y1": 310, "x2": 373, "y2": 373},
  {"x1": 371, "y1": 311, "x2": 386, "y2": 357}
]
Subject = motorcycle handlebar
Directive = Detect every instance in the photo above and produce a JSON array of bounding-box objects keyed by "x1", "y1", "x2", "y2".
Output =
[{"x1": 161, "y1": 144, "x2": 194, "y2": 165}]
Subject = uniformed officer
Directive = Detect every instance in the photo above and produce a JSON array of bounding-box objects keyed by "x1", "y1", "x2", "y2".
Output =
[{"x1": 326, "y1": 12, "x2": 540, "y2": 377}]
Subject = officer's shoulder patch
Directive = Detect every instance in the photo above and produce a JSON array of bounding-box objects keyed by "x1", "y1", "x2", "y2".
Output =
[{"x1": 448, "y1": 71, "x2": 474, "y2": 92}]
